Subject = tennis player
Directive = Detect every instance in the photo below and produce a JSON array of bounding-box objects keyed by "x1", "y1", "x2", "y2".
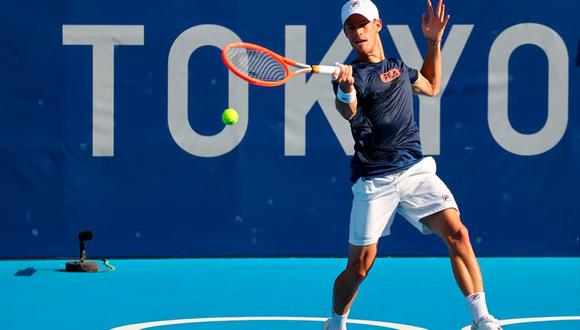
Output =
[{"x1": 324, "y1": 1, "x2": 502, "y2": 329}]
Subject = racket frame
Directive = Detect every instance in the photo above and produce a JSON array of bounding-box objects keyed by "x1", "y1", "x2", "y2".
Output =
[{"x1": 222, "y1": 42, "x2": 337, "y2": 87}]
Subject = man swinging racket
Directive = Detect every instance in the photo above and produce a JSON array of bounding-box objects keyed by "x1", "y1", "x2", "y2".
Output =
[{"x1": 324, "y1": 0, "x2": 502, "y2": 329}]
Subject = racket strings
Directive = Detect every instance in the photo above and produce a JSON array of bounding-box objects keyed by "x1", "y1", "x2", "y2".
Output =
[{"x1": 225, "y1": 47, "x2": 287, "y2": 82}]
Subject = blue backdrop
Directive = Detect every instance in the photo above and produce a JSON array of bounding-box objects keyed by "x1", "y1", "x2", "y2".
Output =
[{"x1": 0, "y1": 0, "x2": 578, "y2": 257}]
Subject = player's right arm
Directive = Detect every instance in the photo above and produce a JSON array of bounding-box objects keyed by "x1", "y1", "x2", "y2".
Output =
[{"x1": 333, "y1": 64, "x2": 357, "y2": 121}]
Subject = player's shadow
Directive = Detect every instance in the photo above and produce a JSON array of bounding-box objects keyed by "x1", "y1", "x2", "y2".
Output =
[
  {"x1": 14, "y1": 267, "x2": 37, "y2": 276},
  {"x1": 14, "y1": 267, "x2": 70, "y2": 276}
]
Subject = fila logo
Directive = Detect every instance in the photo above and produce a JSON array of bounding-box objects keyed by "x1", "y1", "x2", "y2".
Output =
[{"x1": 380, "y1": 68, "x2": 401, "y2": 83}]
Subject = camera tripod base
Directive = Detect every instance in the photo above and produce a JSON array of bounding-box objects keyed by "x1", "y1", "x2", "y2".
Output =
[{"x1": 65, "y1": 261, "x2": 99, "y2": 272}]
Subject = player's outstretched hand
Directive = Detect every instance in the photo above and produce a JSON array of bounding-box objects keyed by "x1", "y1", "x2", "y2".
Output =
[
  {"x1": 333, "y1": 63, "x2": 355, "y2": 93},
  {"x1": 422, "y1": 0, "x2": 450, "y2": 42}
]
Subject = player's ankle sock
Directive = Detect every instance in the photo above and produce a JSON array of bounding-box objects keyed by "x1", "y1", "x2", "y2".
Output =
[
  {"x1": 328, "y1": 308, "x2": 349, "y2": 329},
  {"x1": 466, "y1": 292, "x2": 489, "y2": 321}
]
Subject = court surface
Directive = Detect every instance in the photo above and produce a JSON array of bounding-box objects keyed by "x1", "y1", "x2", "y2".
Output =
[{"x1": 1, "y1": 258, "x2": 579, "y2": 330}]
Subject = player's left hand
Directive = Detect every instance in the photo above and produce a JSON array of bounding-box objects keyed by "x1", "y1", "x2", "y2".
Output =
[{"x1": 422, "y1": 0, "x2": 450, "y2": 42}]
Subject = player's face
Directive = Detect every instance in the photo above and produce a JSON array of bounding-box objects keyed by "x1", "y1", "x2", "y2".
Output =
[{"x1": 343, "y1": 14, "x2": 382, "y2": 55}]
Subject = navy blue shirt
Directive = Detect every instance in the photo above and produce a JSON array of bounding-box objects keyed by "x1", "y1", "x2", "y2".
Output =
[{"x1": 333, "y1": 58, "x2": 423, "y2": 183}]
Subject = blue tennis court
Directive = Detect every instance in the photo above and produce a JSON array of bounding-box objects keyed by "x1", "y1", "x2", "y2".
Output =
[{"x1": 2, "y1": 258, "x2": 579, "y2": 329}]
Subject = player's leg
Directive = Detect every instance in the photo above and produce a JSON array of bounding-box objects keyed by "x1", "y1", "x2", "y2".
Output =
[
  {"x1": 325, "y1": 175, "x2": 399, "y2": 330},
  {"x1": 396, "y1": 157, "x2": 501, "y2": 329},
  {"x1": 421, "y1": 210, "x2": 501, "y2": 329},
  {"x1": 396, "y1": 158, "x2": 480, "y2": 294},
  {"x1": 333, "y1": 243, "x2": 378, "y2": 315},
  {"x1": 420, "y1": 209, "x2": 482, "y2": 295},
  {"x1": 325, "y1": 243, "x2": 378, "y2": 330}
]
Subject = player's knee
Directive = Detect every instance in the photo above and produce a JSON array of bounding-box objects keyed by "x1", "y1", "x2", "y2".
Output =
[
  {"x1": 347, "y1": 260, "x2": 371, "y2": 282},
  {"x1": 351, "y1": 267, "x2": 369, "y2": 282},
  {"x1": 445, "y1": 225, "x2": 471, "y2": 254}
]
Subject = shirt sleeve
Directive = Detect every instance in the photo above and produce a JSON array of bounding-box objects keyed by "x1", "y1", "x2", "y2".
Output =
[
  {"x1": 403, "y1": 64, "x2": 419, "y2": 84},
  {"x1": 405, "y1": 63, "x2": 419, "y2": 84}
]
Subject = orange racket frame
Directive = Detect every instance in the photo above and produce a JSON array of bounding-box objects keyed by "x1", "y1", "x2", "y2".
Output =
[{"x1": 222, "y1": 42, "x2": 339, "y2": 87}]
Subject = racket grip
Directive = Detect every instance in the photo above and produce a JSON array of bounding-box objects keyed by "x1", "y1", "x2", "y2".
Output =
[{"x1": 311, "y1": 65, "x2": 340, "y2": 75}]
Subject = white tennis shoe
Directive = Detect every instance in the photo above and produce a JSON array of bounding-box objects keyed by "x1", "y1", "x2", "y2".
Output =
[
  {"x1": 323, "y1": 319, "x2": 346, "y2": 330},
  {"x1": 471, "y1": 315, "x2": 503, "y2": 330}
]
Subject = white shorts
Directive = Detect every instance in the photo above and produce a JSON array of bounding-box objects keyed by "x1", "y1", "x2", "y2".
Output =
[{"x1": 349, "y1": 157, "x2": 459, "y2": 246}]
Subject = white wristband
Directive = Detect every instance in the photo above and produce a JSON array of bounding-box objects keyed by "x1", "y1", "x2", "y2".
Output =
[{"x1": 336, "y1": 87, "x2": 356, "y2": 104}]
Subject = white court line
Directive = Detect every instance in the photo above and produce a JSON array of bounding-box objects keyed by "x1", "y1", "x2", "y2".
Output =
[
  {"x1": 460, "y1": 316, "x2": 580, "y2": 329},
  {"x1": 110, "y1": 316, "x2": 427, "y2": 330}
]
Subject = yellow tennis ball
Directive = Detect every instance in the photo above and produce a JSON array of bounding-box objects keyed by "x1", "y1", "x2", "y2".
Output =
[{"x1": 222, "y1": 108, "x2": 239, "y2": 126}]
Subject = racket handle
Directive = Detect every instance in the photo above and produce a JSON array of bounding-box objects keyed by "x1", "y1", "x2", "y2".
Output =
[{"x1": 311, "y1": 65, "x2": 340, "y2": 75}]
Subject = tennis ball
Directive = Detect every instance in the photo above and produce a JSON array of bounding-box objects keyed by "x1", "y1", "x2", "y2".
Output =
[{"x1": 222, "y1": 108, "x2": 239, "y2": 126}]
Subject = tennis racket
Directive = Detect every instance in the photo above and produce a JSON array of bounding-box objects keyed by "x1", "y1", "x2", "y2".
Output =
[{"x1": 222, "y1": 42, "x2": 341, "y2": 87}]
